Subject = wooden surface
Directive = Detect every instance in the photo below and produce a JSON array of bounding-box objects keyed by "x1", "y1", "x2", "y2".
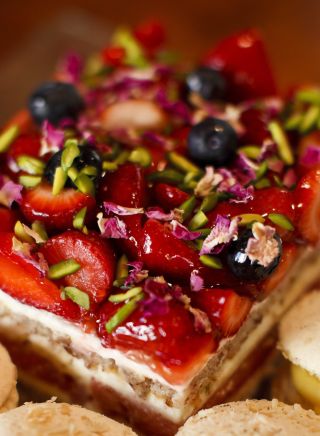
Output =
[{"x1": 0, "y1": 0, "x2": 319, "y2": 120}]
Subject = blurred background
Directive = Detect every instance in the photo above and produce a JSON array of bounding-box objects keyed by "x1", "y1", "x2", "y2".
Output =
[{"x1": 0, "y1": 0, "x2": 319, "y2": 123}]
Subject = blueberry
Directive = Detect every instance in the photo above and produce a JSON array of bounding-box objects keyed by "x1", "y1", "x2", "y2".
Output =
[
  {"x1": 44, "y1": 145, "x2": 102, "y2": 186},
  {"x1": 187, "y1": 117, "x2": 237, "y2": 167},
  {"x1": 28, "y1": 81, "x2": 84, "y2": 126},
  {"x1": 226, "y1": 229, "x2": 282, "y2": 282},
  {"x1": 186, "y1": 67, "x2": 226, "y2": 101}
]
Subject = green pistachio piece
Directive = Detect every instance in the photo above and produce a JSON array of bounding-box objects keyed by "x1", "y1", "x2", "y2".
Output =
[
  {"x1": 199, "y1": 255, "x2": 223, "y2": 269},
  {"x1": 61, "y1": 141, "x2": 80, "y2": 170},
  {"x1": 0, "y1": 124, "x2": 20, "y2": 153},
  {"x1": 268, "y1": 121, "x2": 294, "y2": 165},
  {"x1": 299, "y1": 105, "x2": 320, "y2": 133},
  {"x1": 19, "y1": 175, "x2": 42, "y2": 188},
  {"x1": 167, "y1": 151, "x2": 201, "y2": 174},
  {"x1": 285, "y1": 113, "x2": 303, "y2": 130},
  {"x1": 109, "y1": 286, "x2": 143, "y2": 303},
  {"x1": 103, "y1": 161, "x2": 119, "y2": 171},
  {"x1": 254, "y1": 178, "x2": 271, "y2": 189},
  {"x1": 14, "y1": 221, "x2": 34, "y2": 243},
  {"x1": 199, "y1": 192, "x2": 219, "y2": 213},
  {"x1": 178, "y1": 195, "x2": 196, "y2": 221},
  {"x1": 238, "y1": 146, "x2": 261, "y2": 159},
  {"x1": 128, "y1": 147, "x2": 152, "y2": 168},
  {"x1": 268, "y1": 213, "x2": 294, "y2": 231},
  {"x1": 17, "y1": 155, "x2": 45, "y2": 175},
  {"x1": 148, "y1": 169, "x2": 184, "y2": 185},
  {"x1": 74, "y1": 174, "x2": 95, "y2": 196},
  {"x1": 73, "y1": 207, "x2": 87, "y2": 231},
  {"x1": 48, "y1": 259, "x2": 81, "y2": 280},
  {"x1": 236, "y1": 214, "x2": 265, "y2": 226},
  {"x1": 189, "y1": 211, "x2": 208, "y2": 231},
  {"x1": 52, "y1": 167, "x2": 67, "y2": 195},
  {"x1": 105, "y1": 293, "x2": 144, "y2": 333},
  {"x1": 296, "y1": 88, "x2": 320, "y2": 105},
  {"x1": 63, "y1": 286, "x2": 90, "y2": 310},
  {"x1": 31, "y1": 221, "x2": 48, "y2": 241}
]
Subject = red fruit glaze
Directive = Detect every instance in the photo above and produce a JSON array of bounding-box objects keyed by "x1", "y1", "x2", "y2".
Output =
[
  {"x1": 0, "y1": 208, "x2": 17, "y2": 232},
  {"x1": 202, "y1": 29, "x2": 277, "y2": 101},
  {"x1": 193, "y1": 289, "x2": 253, "y2": 337},
  {"x1": 295, "y1": 168, "x2": 320, "y2": 243},
  {"x1": 141, "y1": 219, "x2": 201, "y2": 282},
  {"x1": 41, "y1": 230, "x2": 115, "y2": 303},
  {"x1": 20, "y1": 183, "x2": 96, "y2": 231},
  {"x1": 240, "y1": 108, "x2": 269, "y2": 145},
  {"x1": 99, "y1": 163, "x2": 147, "y2": 258},
  {"x1": 0, "y1": 232, "x2": 81, "y2": 321},
  {"x1": 97, "y1": 299, "x2": 216, "y2": 384},
  {"x1": 153, "y1": 183, "x2": 189, "y2": 210},
  {"x1": 8, "y1": 133, "x2": 42, "y2": 160}
]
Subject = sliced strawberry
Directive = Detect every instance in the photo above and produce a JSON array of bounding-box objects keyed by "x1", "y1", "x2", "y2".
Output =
[
  {"x1": 41, "y1": 230, "x2": 115, "y2": 303},
  {"x1": 20, "y1": 183, "x2": 96, "y2": 231},
  {"x1": 99, "y1": 163, "x2": 147, "y2": 259},
  {"x1": 207, "y1": 187, "x2": 296, "y2": 227},
  {"x1": 141, "y1": 219, "x2": 201, "y2": 282},
  {"x1": 8, "y1": 133, "x2": 42, "y2": 160},
  {"x1": 0, "y1": 232, "x2": 80, "y2": 321},
  {"x1": 153, "y1": 183, "x2": 189, "y2": 210},
  {"x1": 97, "y1": 298, "x2": 216, "y2": 384},
  {"x1": 193, "y1": 288, "x2": 253, "y2": 337},
  {"x1": 295, "y1": 169, "x2": 320, "y2": 243},
  {"x1": 0, "y1": 208, "x2": 17, "y2": 232},
  {"x1": 240, "y1": 107, "x2": 269, "y2": 145},
  {"x1": 262, "y1": 242, "x2": 298, "y2": 294},
  {"x1": 202, "y1": 29, "x2": 277, "y2": 101}
]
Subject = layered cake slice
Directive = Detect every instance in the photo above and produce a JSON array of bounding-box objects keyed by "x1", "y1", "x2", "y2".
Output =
[{"x1": 1, "y1": 22, "x2": 320, "y2": 435}]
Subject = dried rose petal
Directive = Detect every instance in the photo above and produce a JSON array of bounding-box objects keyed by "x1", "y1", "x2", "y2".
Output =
[
  {"x1": 104, "y1": 201, "x2": 144, "y2": 216},
  {"x1": 0, "y1": 179, "x2": 22, "y2": 207},
  {"x1": 229, "y1": 184, "x2": 254, "y2": 204},
  {"x1": 40, "y1": 120, "x2": 64, "y2": 155},
  {"x1": 58, "y1": 52, "x2": 83, "y2": 84},
  {"x1": 194, "y1": 167, "x2": 223, "y2": 197},
  {"x1": 190, "y1": 270, "x2": 204, "y2": 292},
  {"x1": 300, "y1": 145, "x2": 320, "y2": 166},
  {"x1": 282, "y1": 168, "x2": 297, "y2": 188},
  {"x1": 200, "y1": 215, "x2": 238, "y2": 255},
  {"x1": 11, "y1": 237, "x2": 48, "y2": 276},
  {"x1": 245, "y1": 222, "x2": 280, "y2": 267},
  {"x1": 145, "y1": 206, "x2": 183, "y2": 222},
  {"x1": 170, "y1": 220, "x2": 201, "y2": 240},
  {"x1": 97, "y1": 213, "x2": 128, "y2": 239},
  {"x1": 124, "y1": 262, "x2": 149, "y2": 286},
  {"x1": 142, "y1": 277, "x2": 172, "y2": 317}
]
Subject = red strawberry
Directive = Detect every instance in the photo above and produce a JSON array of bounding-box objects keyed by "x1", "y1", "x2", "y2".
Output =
[
  {"x1": 295, "y1": 168, "x2": 320, "y2": 243},
  {"x1": 0, "y1": 232, "x2": 80, "y2": 321},
  {"x1": 101, "y1": 46, "x2": 126, "y2": 67},
  {"x1": 99, "y1": 163, "x2": 147, "y2": 259},
  {"x1": 141, "y1": 219, "x2": 201, "y2": 282},
  {"x1": 193, "y1": 289, "x2": 253, "y2": 337},
  {"x1": 202, "y1": 29, "x2": 277, "y2": 101},
  {"x1": 262, "y1": 242, "x2": 298, "y2": 294},
  {"x1": 240, "y1": 107, "x2": 269, "y2": 145},
  {"x1": 97, "y1": 298, "x2": 216, "y2": 384},
  {"x1": 0, "y1": 208, "x2": 17, "y2": 232},
  {"x1": 133, "y1": 20, "x2": 166, "y2": 52},
  {"x1": 297, "y1": 131, "x2": 320, "y2": 176},
  {"x1": 8, "y1": 133, "x2": 42, "y2": 160},
  {"x1": 41, "y1": 230, "x2": 115, "y2": 303},
  {"x1": 20, "y1": 183, "x2": 96, "y2": 231},
  {"x1": 153, "y1": 183, "x2": 189, "y2": 210}
]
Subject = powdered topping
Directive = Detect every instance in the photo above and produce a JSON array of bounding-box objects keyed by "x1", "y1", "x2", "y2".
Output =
[
  {"x1": 194, "y1": 167, "x2": 223, "y2": 197},
  {"x1": 145, "y1": 206, "x2": 183, "y2": 222},
  {"x1": 97, "y1": 213, "x2": 128, "y2": 239},
  {"x1": 190, "y1": 270, "x2": 204, "y2": 292},
  {"x1": 104, "y1": 201, "x2": 144, "y2": 216},
  {"x1": 245, "y1": 222, "x2": 280, "y2": 267},
  {"x1": 124, "y1": 262, "x2": 149, "y2": 286},
  {"x1": 170, "y1": 220, "x2": 201, "y2": 240},
  {"x1": 200, "y1": 215, "x2": 239, "y2": 255},
  {"x1": 0, "y1": 177, "x2": 22, "y2": 207},
  {"x1": 40, "y1": 121, "x2": 65, "y2": 155}
]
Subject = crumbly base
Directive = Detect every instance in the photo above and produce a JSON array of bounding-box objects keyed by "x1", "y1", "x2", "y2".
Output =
[{"x1": 0, "y1": 246, "x2": 319, "y2": 435}]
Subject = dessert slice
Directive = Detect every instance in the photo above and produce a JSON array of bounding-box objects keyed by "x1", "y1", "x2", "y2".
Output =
[{"x1": 1, "y1": 22, "x2": 320, "y2": 435}]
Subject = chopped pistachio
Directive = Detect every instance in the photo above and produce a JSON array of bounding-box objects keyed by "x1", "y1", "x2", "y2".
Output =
[
  {"x1": 19, "y1": 175, "x2": 42, "y2": 188},
  {"x1": 61, "y1": 141, "x2": 80, "y2": 170},
  {"x1": 102, "y1": 161, "x2": 118, "y2": 171},
  {"x1": 0, "y1": 124, "x2": 20, "y2": 153},
  {"x1": 296, "y1": 88, "x2": 320, "y2": 105},
  {"x1": 167, "y1": 151, "x2": 201, "y2": 174},
  {"x1": 112, "y1": 28, "x2": 148, "y2": 68},
  {"x1": 48, "y1": 259, "x2": 81, "y2": 280},
  {"x1": 254, "y1": 178, "x2": 271, "y2": 189},
  {"x1": 148, "y1": 169, "x2": 184, "y2": 185},
  {"x1": 109, "y1": 286, "x2": 143, "y2": 303},
  {"x1": 268, "y1": 121, "x2": 294, "y2": 165},
  {"x1": 113, "y1": 254, "x2": 129, "y2": 287},
  {"x1": 74, "y1": 174, "x2": 95, "y2": 196},
  {"x1": 268, "y1": 213, "x2": 294, "y2": 231},
  {"x1": 73, "y1": 207, "x2": 87, "y2": 231},
  {"x1": 189, "y1": 211, "x2": 208, "y2": 231},
  {"x1": 31, "y1": 221, "x2": 48, "y2": 241},
  {"x1": 17, "y1": 155, "x2": 45, "y2": 175},
  {"x1": 255, "y1": 161, "x2": 268, "y2": 180},
  {"x1": 200, "y1": 255, "x2": 223, "y2": 269},
  {"x1": 178, "y1": 195, "x2": 196, "y2": 221},
  {"x1": 128, "y1": 147, "x2": 152, "y2": 168},
  {"x1": 273, "y1": 174, "x2": 283, "y2": 187},
  {"x1": 285, "y1": 113, "x2": 303, "y2": 130},
  {"x1": 199, "y1": 192, "x2": 218, "y2": 213},
  {"x1": 52, "y1": 167, "x2": 67, "y2": 195},
  {"x1": 63, "y1": 286, "x2": 90, "y2": 310},
  {"x1": 236, "y1": 214, "x2": 265, "y2": 226},
  {"x1": 67, "y1": 166, "x2": 79, "y2": 182},
  {"x1": 80, "y1": 165, "x2": 98, "y2": 177},
  {"x1": 105, "y1": 293, "x2": 144, "y2": 333},
  {"x1": 299, "y1": 105, "x2": 320, "y2": 133},
  {"x1": 114, "y1": 150, "x2": 130, "y2": 165},
  {"x1": 238, "y1": 146, "x2": 261, "y2": 159},
  {"x1": 14, "y1": 220, "x2": 34, "y2": 244}
]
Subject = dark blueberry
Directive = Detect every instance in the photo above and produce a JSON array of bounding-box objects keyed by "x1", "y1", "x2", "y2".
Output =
[
  {"x1": 187, "y1": 117, "x2": 237, "y2": 167},
  {"x1": 186, "y1": 67, "x2": 226, "y2": 101},
  {"x1": 44, "y1": 145, "x2": 102, "y2": 187},
  {"x1": 226, "y1": 229, "x2": 282, "y2": 282},
  {"x1": 28, "y1": 81, "x2": 84, "y2": 126}
]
